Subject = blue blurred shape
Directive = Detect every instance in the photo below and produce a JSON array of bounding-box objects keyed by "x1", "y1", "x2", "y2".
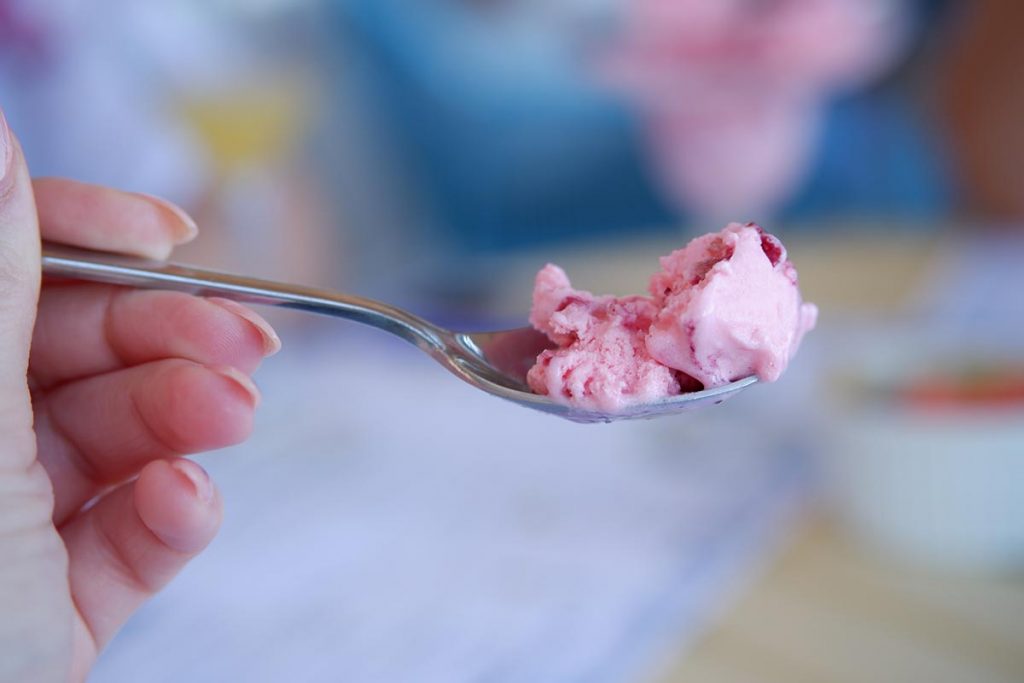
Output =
[
  {"x1": 325, "y1": 0, "x2": 674, "y2": 252},
  {"x1": 323, "y1": 0, "x2": 954, "y2": 254}
]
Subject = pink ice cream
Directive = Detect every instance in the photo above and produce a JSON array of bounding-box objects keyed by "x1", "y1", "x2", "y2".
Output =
[
  {"x1": 527, "y1": 223, "x2": 817, "y2": 411},
  {"x1": 527, "y1": 267, "x2": 685, "y2": 412}
]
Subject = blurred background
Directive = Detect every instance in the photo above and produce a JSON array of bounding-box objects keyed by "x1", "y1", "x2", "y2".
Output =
[{"x1": 2, "y1": 1, "x2": 1023, "y2": 682}]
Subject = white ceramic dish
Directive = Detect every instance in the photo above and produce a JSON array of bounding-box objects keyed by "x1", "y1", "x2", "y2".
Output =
[{"x1": 821, "y1": 325, "x2": 1024, "y2": 572}]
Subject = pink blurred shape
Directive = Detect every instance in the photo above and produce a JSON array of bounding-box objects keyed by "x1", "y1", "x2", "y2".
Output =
[{"x1": 600, "y1": 0, "x2": 909, "y2": 218}]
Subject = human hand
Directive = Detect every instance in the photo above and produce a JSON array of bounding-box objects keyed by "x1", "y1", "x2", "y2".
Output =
[{"x1": 0, "y1": 110, "x2": 280, "y2": 681}]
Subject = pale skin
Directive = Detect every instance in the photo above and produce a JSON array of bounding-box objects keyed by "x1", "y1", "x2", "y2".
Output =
[{"x1": 0, "y1": 113, "x2": 280, "y2": 681}]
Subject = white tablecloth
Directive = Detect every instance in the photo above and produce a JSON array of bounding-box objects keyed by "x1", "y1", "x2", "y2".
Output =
[{"x1": 92, "y1": 328, "x2": 811, "y2": 683}]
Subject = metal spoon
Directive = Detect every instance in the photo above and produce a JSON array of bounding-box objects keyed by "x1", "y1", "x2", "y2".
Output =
[{"x1": 41, "y1": 243, "x2": 756, "y2": 423}]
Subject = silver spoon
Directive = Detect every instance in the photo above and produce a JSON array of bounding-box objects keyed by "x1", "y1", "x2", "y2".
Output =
[{"x1": 41, "y1": 243, "x2": 756, "y2": 423}]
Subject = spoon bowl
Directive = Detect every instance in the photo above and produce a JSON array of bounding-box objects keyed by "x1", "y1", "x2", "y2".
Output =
[{"x1": 41, "y1": 244, "x2": 756, "y2": 423}]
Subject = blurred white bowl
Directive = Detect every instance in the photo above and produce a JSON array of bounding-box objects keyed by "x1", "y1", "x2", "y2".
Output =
[
  {"x1": 825, "y1": 407, "x2": 1024, "y2": 572},
  {"x1": 821, "y1": 324, "x2": 1024, "y2": 573}
]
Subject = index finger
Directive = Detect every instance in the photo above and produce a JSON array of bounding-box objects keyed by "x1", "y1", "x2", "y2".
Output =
[{"x1": 33, "y1": 177, "x2": 198, "y2": 260}]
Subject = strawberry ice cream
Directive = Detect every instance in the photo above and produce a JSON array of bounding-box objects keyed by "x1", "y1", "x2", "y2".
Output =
[{"x1": 527, "y1": 223, "x2": 817, "y2": 411}]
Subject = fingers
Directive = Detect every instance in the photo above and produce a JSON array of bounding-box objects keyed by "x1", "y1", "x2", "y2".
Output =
[
  {"x1": 0, "y1": 107, "x2": 41, "y2": 463},
  {"x1": 30, "y1": 283, "x2": 279, "y2": 389},
  {"x1": 63, "y1": 459, "x2": 221, "y2": 665},
  {"x1": 33, "y1": 177, "x2": 197, "y2": 259},
  {"x1": 36, "y1": 359, "x2": 258, "y2": 524}
]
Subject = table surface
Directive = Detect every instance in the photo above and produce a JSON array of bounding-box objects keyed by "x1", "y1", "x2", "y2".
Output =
[
  {"x1": 645, "y1": 231, "x2": 1024, "y2": 683},
  {"x1": 93, "y1": 229, "x2": 1020, "y2": 683},
  {"x1": 466, "y1": 229, "x2": 1024, "y2": 683},
  {"x1": 654, "y1": 516, "x2": 1024, "y2": 683}
]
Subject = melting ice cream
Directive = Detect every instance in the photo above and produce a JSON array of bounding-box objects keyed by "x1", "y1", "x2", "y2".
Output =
[{"x1": 527, "y1": 223, "x2": 817, "y2": 411}]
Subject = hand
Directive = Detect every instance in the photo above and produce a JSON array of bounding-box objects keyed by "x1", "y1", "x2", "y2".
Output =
[{"x1": 0, "y1": 112, "x2": 280, "y2": 681}]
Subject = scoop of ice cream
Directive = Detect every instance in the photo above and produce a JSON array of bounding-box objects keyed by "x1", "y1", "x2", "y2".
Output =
[
  {"x1": 526, "y1": 265, "x2": 682, "y2": 412},
  {"x1": 527, "y1": 223, "x2": 816, "y2": 411},
  {"x1": 646, "y1": 222, "x2": 818, "y2": 387}
]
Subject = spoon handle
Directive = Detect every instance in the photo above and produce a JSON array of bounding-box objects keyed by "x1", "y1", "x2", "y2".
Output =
[{"x1": 41, "y1": 242, "x2": 444, "y2": 350}]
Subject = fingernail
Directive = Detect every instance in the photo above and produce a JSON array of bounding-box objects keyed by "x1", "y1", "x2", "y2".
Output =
[
  {"x1": 209, "y1": 365, "x2": 261, "y2": 408},
  {"x1": 171, "y1": 458, "x2": 214, "y2": 504},
  {"x1": 0, "y1": 107, "x2": 11, "y2": 183},
  {"x1": 133, "y1": 192, "x2": 199, "y2": 245},
  {"x1": 207, "y1": 297, "x2": 282, "y2": 357}
]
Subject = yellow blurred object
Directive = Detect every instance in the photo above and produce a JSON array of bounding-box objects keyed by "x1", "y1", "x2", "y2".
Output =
[
  {"x1": 656, "y1": 518, "x2": 1024, "y2": 683},
  {"x1": 170, "y1": 69, "x2": 338, "y2": 297},
  {"x1": 179, "y1": 76, "x2": 311, "y2": 174}
]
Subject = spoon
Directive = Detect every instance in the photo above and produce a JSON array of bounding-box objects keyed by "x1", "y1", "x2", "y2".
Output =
[{"x1": 41, "y1": 243, "x2": 756, "y2": 423}]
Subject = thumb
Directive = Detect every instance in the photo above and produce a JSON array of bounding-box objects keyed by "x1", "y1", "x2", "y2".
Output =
[{"x1": 0, "y1": 107, "x2": 41, "y2": 465}]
